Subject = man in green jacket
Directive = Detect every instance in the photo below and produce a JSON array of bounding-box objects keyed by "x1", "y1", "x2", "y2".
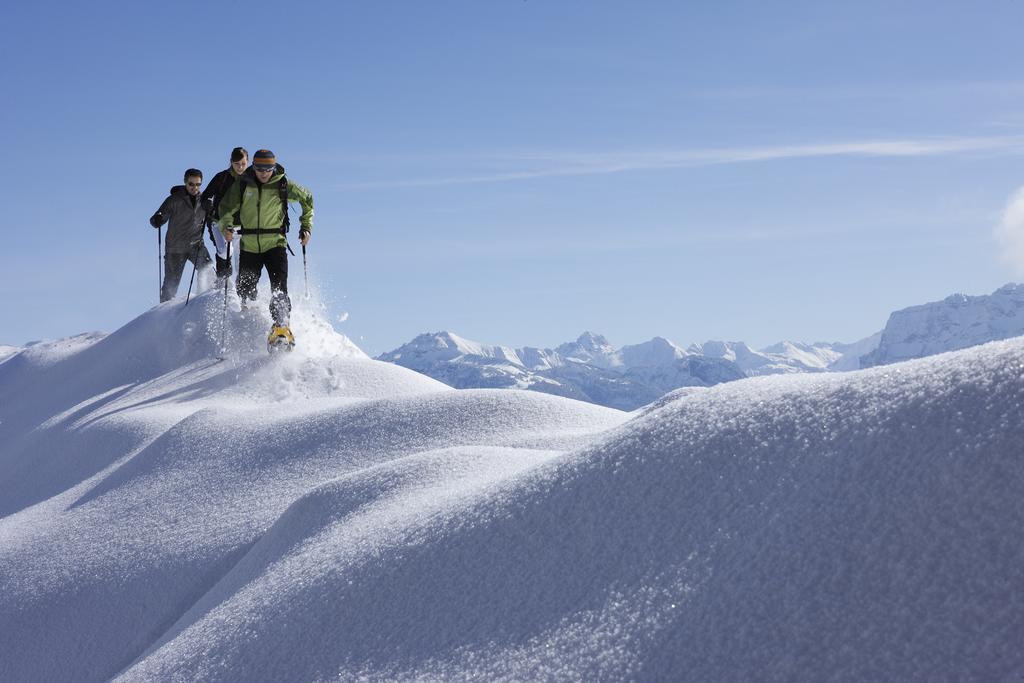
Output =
[{"x1": 217, "y1": 149, "x2": 314, "y2": 348}]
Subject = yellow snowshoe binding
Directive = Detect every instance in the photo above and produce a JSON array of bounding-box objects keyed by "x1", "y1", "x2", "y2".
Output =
[{"x1": 267, "y1": 325, "x2": 295, "y2": 353}]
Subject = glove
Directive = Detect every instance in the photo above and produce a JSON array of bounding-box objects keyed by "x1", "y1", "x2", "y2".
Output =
[
  {"x1": 150, "y1": 212, "x2": 164, "y2": 229},
  {"x1": 299, "y1": 229, "x2": 311, "y2": 246}
]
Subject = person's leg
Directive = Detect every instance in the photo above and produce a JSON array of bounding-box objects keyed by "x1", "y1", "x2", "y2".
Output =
[
  {"x1": 236, "y1": 249, "x2": 262, "y2": 304},
  {"x1": 161, "y1": 252, "x2": 188, "y2": 302},
  {"x1": 212, "y1": 223, "x2": 232, "y2": 279},
  {"x1": 215, "y1": 254, "x2": 232, "y2": 279},
  {"x1": 266, "y1": 246, "x2": 291, "y2": 326},
  {"x1": 191, "y1": 245, "x2": 215, "y2": 290}
]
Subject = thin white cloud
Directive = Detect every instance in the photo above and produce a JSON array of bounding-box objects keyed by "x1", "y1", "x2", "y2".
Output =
[
  {"x1": 995, "y1": 185, "x2": 1024, "y2": 274},
  {"x1": 338, "y1": 135, "x2": 1024, "y2": 191},
  {"x1": 686, "y1": 80, "x2": 1024, "y2": 102}
]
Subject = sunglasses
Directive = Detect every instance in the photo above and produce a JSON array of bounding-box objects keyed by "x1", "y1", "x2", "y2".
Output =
[
  {"x1": 254, "y1": 166, "x2": 275, "y2": 173},
  {"x1": 186, "y1": 181, "x2": 202, "y2": 187}
]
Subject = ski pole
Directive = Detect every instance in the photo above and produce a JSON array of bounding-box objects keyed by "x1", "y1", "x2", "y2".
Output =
[
  {"x1": 184, "y1": 241, "x2": 201, "y2": 306},
  {"x1": 218, "y1": 241, "x2": 231, "y2": 358},
  {"x1": 302, "y1": 243, "x2": 309, "y2": 300},
  {"x1": 157, "y1": 226, "x2": 163, "y2": 302}
]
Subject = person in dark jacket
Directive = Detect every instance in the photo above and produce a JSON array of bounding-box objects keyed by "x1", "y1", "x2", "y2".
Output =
[
  {"x1": 201, "y1": 147, "x2": 249, "y2": 279},
  {"x1": 150, "y1": 169, "x2": 213, "y2": 302}
]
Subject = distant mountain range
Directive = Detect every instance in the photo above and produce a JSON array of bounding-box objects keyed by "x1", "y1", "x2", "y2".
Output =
[
  {"x1": 376, "y1": 331, "x2": 867, "y2": 411},
  {"x1": 378, "y1": 283, "x2": 1024, "y2": 410}
]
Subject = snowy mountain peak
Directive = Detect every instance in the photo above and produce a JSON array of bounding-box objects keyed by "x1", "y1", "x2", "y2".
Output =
[
  {"x1": 688, "y1": 339, "x2": 849, "y2": 376},
  {"x1": 426, "y1": 330, "x2": 471, "y2": 348},
  {"x1": 761, "y1": 340, "x2": 808, "y2": 355},
  {"x1": 940, "y1": 282, "x2": 1024, "y2": 305},
  {"x1": 408, "y1": 331, "x2": 480, "y2": 354},
  {"x1": 577, "y1": 330, "x2": 610, "y2": 347},
  {"x1": 555, "y1": 331, "x2": 618, "y2": 367},
  {"x1": 688, "y1": 340, "x2": 756, "y2": 362},
  {"x1": 760, "y1": 340, "x2": 844, "y2": 371},
  {"x1": 377, "y1": 331, "x2": 522, "y2": 367},
  {"x1": 862, "y1": 282, "x2": 1024, "y2": 367},
  {"x1": 619, "y1": 336, "x2": 688, "y2": 367}
]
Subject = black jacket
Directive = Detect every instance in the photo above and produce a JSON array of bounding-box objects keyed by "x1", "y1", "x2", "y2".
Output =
[
  {"x1": 150, "y1": 186, "x2": 208, "y2": 254},
  {"x1": 201, "y1": 168, "x2": 239, "y2": 221}
]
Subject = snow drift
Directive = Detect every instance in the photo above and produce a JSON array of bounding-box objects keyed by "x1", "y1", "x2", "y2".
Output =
[{"x1": 1, "y1": 291, "x2": 1023, "y2": 681}]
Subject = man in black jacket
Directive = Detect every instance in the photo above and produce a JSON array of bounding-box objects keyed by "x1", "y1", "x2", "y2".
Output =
[
  {"x1": 150, "y1": 169, "x2": 213, "y2": 302},
  {"x1": 201, "y1": 147, "x2": 248, "y2": 280}
]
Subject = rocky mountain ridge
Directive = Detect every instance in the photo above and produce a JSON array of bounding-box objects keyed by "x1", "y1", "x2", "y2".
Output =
[
  {"x1": 378, "y1": 331, "x2": 857, "y2": 410},
  {"x1": 378, "y1": 283, "x2": 1024, "y2": 410},
  {"x1": 862, "y1": 283, "x2": 1024, "y2": 367}
]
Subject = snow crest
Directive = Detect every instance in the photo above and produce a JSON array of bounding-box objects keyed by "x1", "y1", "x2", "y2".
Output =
[{"x1": 2, "y1": 298, "x2": 1023, "y2": 681}]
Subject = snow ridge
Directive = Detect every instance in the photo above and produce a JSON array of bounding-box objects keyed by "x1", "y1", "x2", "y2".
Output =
[{"x1": 2, "y1": 290, "x2": 1024, "y2": 681}]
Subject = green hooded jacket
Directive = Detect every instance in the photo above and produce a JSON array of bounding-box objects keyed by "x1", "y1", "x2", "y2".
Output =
[{"x1": 217, "y1": 165, "x2": 314, "y2": 253}]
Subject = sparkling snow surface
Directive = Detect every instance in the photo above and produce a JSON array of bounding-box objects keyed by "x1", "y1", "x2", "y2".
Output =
[{"x1": 1, "y1": 291, "x2": 1023, "y2": 681}]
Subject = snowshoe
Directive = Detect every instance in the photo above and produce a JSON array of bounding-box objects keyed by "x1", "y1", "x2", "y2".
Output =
[{"x1": 267, "y1": 325, "x2": 295, "y2": 353}]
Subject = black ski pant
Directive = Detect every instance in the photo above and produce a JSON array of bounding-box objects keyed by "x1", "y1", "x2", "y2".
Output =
[
  {"x1": 237, "y1": 246, "x2": 290, "y2": 326},
  {"x1": 161, "y1": 244, "x2": 213, "y2": 302},
  {"x1": 215, "y1": 254, "x2": 232, "y2": 279}
]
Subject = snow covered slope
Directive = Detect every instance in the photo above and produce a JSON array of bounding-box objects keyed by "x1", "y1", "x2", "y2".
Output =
[
  {"x1": 0, "y1": 293, "x2": 628, "y2": 681},
  {"x1": 0, "y1": 344, "x2": 23, "y2": 364},
  {"x1": 863, "y1": 282, "x2": 1024, "y2": 367},
  {"x1": 2, "y1": 292, "x2": 1023, "y2": 681}
]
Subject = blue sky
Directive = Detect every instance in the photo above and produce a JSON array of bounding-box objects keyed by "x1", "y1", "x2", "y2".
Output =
[{"x1": 3, "y1": 1, "x2": 1024, "y2": 355}]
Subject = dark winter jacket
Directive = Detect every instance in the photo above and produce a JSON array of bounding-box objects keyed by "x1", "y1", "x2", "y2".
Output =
[
  {"x1": 201, "y1": 167, "x2": 242, "y2": 222},
  {"x1": 150, "y1": 186, "x2": 209, "y2": 254},
  {"x1": 217, "y1": 165, "x2": 314, "y2": 254}
]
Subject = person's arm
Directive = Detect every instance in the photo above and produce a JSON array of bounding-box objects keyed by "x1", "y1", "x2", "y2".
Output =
[
  {"x1": 200, "y1": 179, "x2": 215, "y2": 205},
  {"x1": 288, "y1": 180, "x2": 314, "y2": 244},
  {"x1": 150, "y1": 195, "x2": 173, "y2": 228},
  {"x1": 217, "y1": 180, "x2": 241, "y2": 241},
  {"x1": 202, "y1": 170, "x2": 228, "y2": 214},
  {"x1": 200, "y1": 170, "x2": 225, "y2": 205}
]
